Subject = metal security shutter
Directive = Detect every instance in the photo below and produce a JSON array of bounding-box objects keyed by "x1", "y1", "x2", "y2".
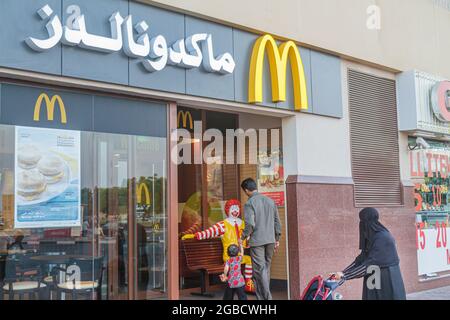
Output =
[{"x1": 348, "y1": 69, "x2": 402, "y2": 206}]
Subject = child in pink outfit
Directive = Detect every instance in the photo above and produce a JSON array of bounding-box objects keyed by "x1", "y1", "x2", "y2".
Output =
[{"x1": 220, "y1": 244, "x2": 248, "y2": 300}]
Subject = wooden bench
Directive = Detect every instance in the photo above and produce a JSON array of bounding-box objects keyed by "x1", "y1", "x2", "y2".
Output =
[{"x1": 181, "y1": 238, "x2": 224, "y2": 297}]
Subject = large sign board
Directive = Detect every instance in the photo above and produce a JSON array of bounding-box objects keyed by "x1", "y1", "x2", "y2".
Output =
[
  {"x1": 26, "y1": 4, "x2": 235, "y2": 75},
  {"x1": 14, "y1": 126, "x2": 81, "y2": 229},
  {"x1": 0, "y1": 1, "x2": 343, "y2": 117}
]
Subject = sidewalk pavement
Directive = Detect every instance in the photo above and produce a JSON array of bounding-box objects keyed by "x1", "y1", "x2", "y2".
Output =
[{"x1": 407, "y1": 286, "x2": 450, "y2": 300}]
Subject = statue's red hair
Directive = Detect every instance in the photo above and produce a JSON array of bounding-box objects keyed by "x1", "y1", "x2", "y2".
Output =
[{"x1": 224, "y1": 199, "x2": 241, "y2": 217}]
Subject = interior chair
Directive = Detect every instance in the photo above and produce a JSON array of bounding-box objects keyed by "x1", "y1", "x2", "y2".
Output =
[{"x1": 0, "y1": 253, "x2": 46, "y2": 300}]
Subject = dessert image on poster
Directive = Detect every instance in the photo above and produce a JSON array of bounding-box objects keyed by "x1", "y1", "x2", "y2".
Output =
[
  {"x1": 14, "y1": 126, "x2": 81, "y2": 229},
  {"x1": 257, "y1": 153, "x2": 285, "y2": 207}
]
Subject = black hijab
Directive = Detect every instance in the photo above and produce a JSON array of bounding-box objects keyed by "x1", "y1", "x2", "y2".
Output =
[
  {"x1": 356, "y1": 208, "x2": 399, "y2": 268},
  {"x1": 358, "y1": 207, "x2": 388, "y2": 252}
]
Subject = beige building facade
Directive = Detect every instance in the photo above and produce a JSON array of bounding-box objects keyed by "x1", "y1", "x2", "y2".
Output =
[{"x1": 145, "y1": 0, "x2": 450, "y2": 78}]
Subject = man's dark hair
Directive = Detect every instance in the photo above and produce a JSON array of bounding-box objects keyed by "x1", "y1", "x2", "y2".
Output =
[
  {"x1": 241, "y1": 178, "x2": 257, "y2": 192},
  {"x1": 227, "y1": 244, "x2": 239, "y2": 257}
]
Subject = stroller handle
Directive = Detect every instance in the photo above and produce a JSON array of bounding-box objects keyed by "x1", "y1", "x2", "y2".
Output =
[{"x1": 324, "y1": 274, "x2": 345, "y2": 290}]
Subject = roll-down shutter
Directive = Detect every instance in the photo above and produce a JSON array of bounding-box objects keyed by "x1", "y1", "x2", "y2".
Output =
[{"x1": 348, "y1": 69, "x2": 402, "y2": 206}]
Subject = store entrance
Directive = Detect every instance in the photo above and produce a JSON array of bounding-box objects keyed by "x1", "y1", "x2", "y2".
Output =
[{"x1": 176, "y1": 107, "x2": 288, "y2": 299}]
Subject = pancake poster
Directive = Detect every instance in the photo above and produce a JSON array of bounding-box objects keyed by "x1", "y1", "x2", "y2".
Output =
[{"x1": 14, "y1": 126, "x2": 81, "y2": 229}]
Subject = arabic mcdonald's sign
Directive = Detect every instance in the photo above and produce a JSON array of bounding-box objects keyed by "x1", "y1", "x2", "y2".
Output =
[
  {"x1": 137, "y1": 182, "x2": 151, "y2": 206},
  {"x1": 33, "y1": 93, "x2": 67, "y2": 124},
  {"x1": 248, "y1": 34, "x2": 308, "y2": 111},
  {"x1": 177, "y1": 110, "x2": 193, "y2": 130}
]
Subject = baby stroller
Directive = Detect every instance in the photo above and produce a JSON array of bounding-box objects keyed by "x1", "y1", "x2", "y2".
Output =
[{"x1": 300, "y1": 275, "x2": 344, "y2": 300}]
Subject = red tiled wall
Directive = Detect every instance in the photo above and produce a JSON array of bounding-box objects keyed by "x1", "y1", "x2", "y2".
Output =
[{"x1": 286, "y1": 178, "x2": 450, "y2": 300}]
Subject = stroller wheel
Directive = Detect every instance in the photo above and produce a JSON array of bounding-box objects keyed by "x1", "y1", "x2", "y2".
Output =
[{"x1": 333, "y1": 292, "x2": 343, "y2": 300}]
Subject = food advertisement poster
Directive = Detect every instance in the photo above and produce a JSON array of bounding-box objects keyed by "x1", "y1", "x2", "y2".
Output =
[
  {"x1": 14, "y1": 126, "x2": 81, "y2": 229},
  {"x1": 410, "y1": 147, "x2": 450, "y2": 276},
  {"x1": 257, "y1": 153, "x2": 285, "y2": 207}
]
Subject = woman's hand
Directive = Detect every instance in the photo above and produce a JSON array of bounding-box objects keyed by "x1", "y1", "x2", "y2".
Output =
[
  {"x1": 219, "y1": 273, "x2": 227, "y2": 282},
  {"x1": 328, "y1": 272, "x2": 344, "y2": 280}
]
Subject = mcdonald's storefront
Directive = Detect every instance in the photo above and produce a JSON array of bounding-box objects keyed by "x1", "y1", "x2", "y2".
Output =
[
  {"x1": 0, "y1": 0, "x2": 346, "y2": 300},
  {"x1": 0, "y1": 82, "x2": 169, "y2": 300}
]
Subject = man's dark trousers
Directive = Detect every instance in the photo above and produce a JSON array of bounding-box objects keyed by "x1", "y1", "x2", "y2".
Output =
[{"x1": 250, "y1": 243, "x2": 275, "y2": 300}]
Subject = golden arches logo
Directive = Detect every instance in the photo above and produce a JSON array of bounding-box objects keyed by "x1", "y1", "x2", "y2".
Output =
[
  {"x1": 248, "y1": 34, "x2": 308, "y2": 111},
  {"x1": 33, "y1": 93, "x2": 67, "y2": 124},
  {"x1": 177, "y1": 110, "x2": 193, "y2": 130},
  {"x1": 136, "y1": 182, "x2": 151, "y2": 206}
]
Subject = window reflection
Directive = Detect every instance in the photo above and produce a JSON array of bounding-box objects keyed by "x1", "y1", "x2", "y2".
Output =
[{"x1": 0, "y1": 125, "x2": 167, "y2": 300}]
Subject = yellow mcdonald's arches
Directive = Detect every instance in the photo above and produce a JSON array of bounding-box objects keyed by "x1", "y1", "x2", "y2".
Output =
[
  {"x1": 248, "y1": 34, "x2": 308, "y2": 111},
  {"x1": 177, "y1": 110, "x2": 193, "y2": 129},
  {"x1": 33, "y1": 93, "x2": 67, "y2": 124},
  {"x1": 137, "y1": 182, "x2": 151, "y2": 206}
]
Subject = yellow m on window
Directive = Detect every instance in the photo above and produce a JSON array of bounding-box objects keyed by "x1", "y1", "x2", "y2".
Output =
[{"x1": 137, "y1": 182, "x2": 151, "y2": 206}]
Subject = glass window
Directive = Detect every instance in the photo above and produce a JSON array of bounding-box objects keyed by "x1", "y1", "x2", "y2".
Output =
[
  {"x1": 0, "y1": 94, "x2": 167, "y2": 300},
  {"x1": 410, "y1": 137, "x2": 450, "y2": 227},
  {"x1": 410, "y1": 137, "x2": 450, "y2": 279}
]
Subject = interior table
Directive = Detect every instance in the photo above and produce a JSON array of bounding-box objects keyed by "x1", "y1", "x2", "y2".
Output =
[
  {"x1": 30, "y1": 254, "x2": 93, "y2": 300},
  {"x1": 30, "y1": 254, "x2": 92, "y2": 265}
]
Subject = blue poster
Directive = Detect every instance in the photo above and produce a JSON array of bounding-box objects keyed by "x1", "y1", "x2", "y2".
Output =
[{"x1": 14, "y1": 126, "x2": 81, "y2": 229}]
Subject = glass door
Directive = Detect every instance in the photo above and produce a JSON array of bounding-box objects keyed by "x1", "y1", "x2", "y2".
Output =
[
  {"x1": 95, "y1": 133, "x2": 130, "y2": 300},
  {"x1": 94, "y1": 132, "x2": 167, "y2": 300},
  {"x1": 134, "y1": 136, "x2": 167, "y2": 300},
  {"x1": 177, "y1": 108, "x2": 239, "y2": 293},
  {"x1": 205, "y1": 111, "x2": 239, "y2": 226}
]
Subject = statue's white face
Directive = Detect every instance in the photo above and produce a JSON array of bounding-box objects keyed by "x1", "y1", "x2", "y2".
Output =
[{"x1": 228, "y1": 204, "x2": 240, "y2": 218}]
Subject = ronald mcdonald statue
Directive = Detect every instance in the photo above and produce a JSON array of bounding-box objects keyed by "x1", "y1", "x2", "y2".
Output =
[{"x1": 181, "y1": 199, "x2": 255, "y2": 293}]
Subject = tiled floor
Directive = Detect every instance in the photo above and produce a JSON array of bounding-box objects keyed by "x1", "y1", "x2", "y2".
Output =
[
  {"x1": 407, "y1": 286, "x2": 450, "y2": 300},
  {"x1": 182, "y1": 285, "x2": 450, "y2": 300},
  {"x1": 180, "y1": 284, "x2": 288, "y2": 300}
]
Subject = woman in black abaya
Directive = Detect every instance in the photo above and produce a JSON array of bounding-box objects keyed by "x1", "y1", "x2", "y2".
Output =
[{"x1": 331, "y1": 208, "x2": 406, "y2": 300}]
